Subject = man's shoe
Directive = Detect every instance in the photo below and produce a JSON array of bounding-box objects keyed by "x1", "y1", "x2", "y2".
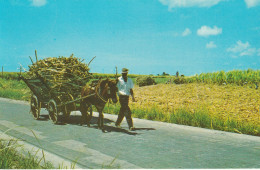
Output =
[
  {"x1": 129, "y1": 127, "x2": 135, "y2": 131},
  {"x1": 115, "y1": 123, "x2": 121, "y2": 128},
  {"x1": 108, "y1": 122, "x2": 115, "y2": 126}
]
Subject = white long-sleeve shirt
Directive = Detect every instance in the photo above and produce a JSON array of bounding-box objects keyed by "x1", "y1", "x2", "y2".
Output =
[{"x1": 117, "y1": 76, "x2": 134, "y2": 96}]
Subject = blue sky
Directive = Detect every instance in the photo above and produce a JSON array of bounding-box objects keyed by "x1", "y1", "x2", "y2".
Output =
[{"x1": 0, "y1": 0, "x2": 260, "y2": 76}]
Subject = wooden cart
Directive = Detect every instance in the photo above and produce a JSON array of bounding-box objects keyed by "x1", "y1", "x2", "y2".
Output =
[{"x1": 20, "y1": 74, "x2": 93, "y2": 124}]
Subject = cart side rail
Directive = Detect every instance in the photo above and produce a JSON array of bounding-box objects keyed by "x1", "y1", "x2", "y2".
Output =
[{"x1": 20, "y1": 76, "x2": 51, "y2": 103}]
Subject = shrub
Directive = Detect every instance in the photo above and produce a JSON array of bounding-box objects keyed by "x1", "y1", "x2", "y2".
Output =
[
  {"x1": 173, "y1": 77, "x2": 186, "y2": 84},
  {"x1": 136, "y1": 76, "x2": 156, "y2": 87}
]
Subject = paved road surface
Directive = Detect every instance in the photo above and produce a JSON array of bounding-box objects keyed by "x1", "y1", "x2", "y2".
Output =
[{"x1": 0, "y1": 97, "x2": 259, "y2": 168}]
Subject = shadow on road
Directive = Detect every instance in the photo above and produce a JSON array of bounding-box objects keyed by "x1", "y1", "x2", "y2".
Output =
[
  {"x1": 131, "y1": 128, "x2": 156, "y2": 131},
  {"x1": 104, "y1": 126, "x2": 155, "y2": 135},
  {"x1": 54, "y1": 115, "x2": 155, "y2": 135},
  {"x1": 91, "y1": 124, "x2": 139, "y2": 135},
  {"x1": 65, "y1": 115, "x2": 114, "y2": 125}
]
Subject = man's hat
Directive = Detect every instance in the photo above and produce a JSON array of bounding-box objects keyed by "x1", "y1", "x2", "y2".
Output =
[{"x1": 122, "y1": 68, "x2": 129, "y2": 74}]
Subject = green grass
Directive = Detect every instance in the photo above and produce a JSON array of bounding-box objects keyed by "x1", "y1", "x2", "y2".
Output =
[
  {"x1": 0, "y1": 78, "x2": 30, "y2": 101},
  {"x1": 0, "y1": 127, "x2": 80, "y2": 169},
  {"x1": 181, "y1": 69, "x2": 260, "y2": 86},
  {"x1": 104, "y1": 104, "x2": 260, "y2": 136},
  {"x1": 0, "y1": 72, "x2": 22, "y2": 80},
  {"x1": 0, "y1": 139, "x2": 53, "y2": 169}
]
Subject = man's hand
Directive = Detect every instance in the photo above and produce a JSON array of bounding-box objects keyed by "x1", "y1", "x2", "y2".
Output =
[
  {"x1": 130, "y1": 89, "x2": 136, "y2": 102},
  {"x1": 132, "y1": 96, "x2": 136, "y2": 102}
]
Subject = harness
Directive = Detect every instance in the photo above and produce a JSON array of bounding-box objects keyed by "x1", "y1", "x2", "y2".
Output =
[
  {"x1": 56, "y1": 79, "x2": 110, "y2": 108},
  {"x1": 95, "y1": 80, "x2": 109, "y2": 103}
]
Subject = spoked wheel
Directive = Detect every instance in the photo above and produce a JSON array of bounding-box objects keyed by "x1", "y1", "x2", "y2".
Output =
[
  {"x1": 30, "y1": 95, "x2": 41, "y2": 120},
  {"x1": 48, "y1": 99, "x2": 59, "y2": 124}
]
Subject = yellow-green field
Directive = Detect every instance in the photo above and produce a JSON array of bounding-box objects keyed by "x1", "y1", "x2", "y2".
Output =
[{"x1": 132, "y1": 83, "x2": 260, "y2": 125}]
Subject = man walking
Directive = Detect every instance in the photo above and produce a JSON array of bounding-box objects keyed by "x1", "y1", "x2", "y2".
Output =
[{"x1": 115, "y1": 68, "x2": 136, "y2": 131}]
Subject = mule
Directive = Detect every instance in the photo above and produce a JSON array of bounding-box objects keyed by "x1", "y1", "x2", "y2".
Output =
[{"x1": 80, "y1": 78, "x2": 118, "y2": 132}]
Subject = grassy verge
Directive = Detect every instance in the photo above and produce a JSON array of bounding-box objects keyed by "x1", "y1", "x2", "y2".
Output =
[
  {"x1": 0, "y1": 78, "x2": 30, "y2": 101},
  {"x1": 0, "y1": 139, "x2": 53, "y2": 169},
  {"x1": 104, "y1": 104, "x2": 260, "y2": 136},
  {"x1": 0, "y1": 127, "x2": 79, "y2": 169}
]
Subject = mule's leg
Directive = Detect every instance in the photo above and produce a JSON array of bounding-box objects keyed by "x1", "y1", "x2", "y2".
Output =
[
  {"x1": 97, "y1": 115, "x2": 100, "y2": 128},
  {"x1": 85, "y1": 106, "x2": 91, "y2": 127},
  {"x1": 97, "y1": 111, "x2": 103, "y2": 128},
  {"x1": 80, "y1": 100, "x2": 89, "y2": 126},
  {"x1": 86, "y1": 104, "x2": 93, "y2": 127},
  {"x1": 97, "y1": 107, "x2": 100, "y2": 128},
  {"x1": 97, "y1": 108, "x2": 105, "y2": 132},
  {"x1": 95, "y1": 105, "x2": 106, "y2": 132},
  {"x1": 99, "y1": 112, "x2": 105, "y2": 132}
]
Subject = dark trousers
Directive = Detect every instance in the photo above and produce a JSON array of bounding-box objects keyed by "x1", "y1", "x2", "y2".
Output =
[{"x1": 116, "y1": 95, "x2": 133, "y2": 128}]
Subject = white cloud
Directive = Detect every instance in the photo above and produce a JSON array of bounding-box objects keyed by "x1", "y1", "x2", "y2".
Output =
[
  {"x1": 244, "y1": 0, "x2": 260, "y2": 8},
  {"x1": 159, "y1": 0, "x2": 222, "y2": 9},
  {"x1": 240, "y1": 48, "x2": 256, "y2": 56},
  {"x1": 257, "y1": 49, "x2": 260, "y2": 56},
  {"x1": 206, "y1": 41, "x2": 217, "y2": 49},
  {"x1": 30, "y1": 0, "x2": 47, "y2": 7},
  {"x1": 227, "y1": 40, "x2": 259, "y2": 57},
  {"x1": 182, "y1": 28, "x2": 191, "y2": 36},
  {"x1": 197, "y1": 26, "x2": 222, "y2": 37},
  {"x1": 227, "y1": 40, "x2": 250, "y2": 53},
  {"x1": 231, "y1": 55, "x2": 238, "y2": 59}
]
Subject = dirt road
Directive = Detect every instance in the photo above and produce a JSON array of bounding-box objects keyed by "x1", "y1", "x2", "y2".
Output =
[{"x1": 0, "y1": 97, "x2": 259, "y2": 168}]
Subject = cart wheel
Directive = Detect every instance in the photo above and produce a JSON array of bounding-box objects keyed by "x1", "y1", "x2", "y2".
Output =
[
  {"x1": 30, "y1": 95, "x2": 40, "y2": 120},
  {"x1": 48, "y1": 99, "x2": 59, "y2": 124}
]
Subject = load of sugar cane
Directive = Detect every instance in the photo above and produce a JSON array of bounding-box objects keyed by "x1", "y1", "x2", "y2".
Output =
[{"x1": 26, "y1": 53, "x2": 93, "y2": 98}]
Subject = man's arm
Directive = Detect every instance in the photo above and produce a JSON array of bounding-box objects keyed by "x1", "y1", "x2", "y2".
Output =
[{"x1": 130, "y1": 89, "x2": 135, "y2": 102}]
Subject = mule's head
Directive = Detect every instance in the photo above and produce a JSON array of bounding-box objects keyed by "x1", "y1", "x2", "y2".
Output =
[{"x1": 107, "y1": 79, "x2": 118, "y2": 103}]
